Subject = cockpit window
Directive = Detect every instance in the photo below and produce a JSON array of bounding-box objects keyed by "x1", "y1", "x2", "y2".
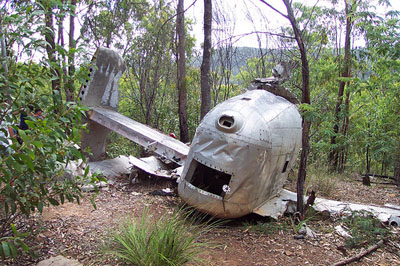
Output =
[
  {"x1": 215, "y1": 112, "x2": 243, "y2": 133},
  {"x1": 219, "y1": 115, "x2": 234, "y2": 129},
  {"x1": 188, "y1": 160, "x2": 232, "y2": 197}
]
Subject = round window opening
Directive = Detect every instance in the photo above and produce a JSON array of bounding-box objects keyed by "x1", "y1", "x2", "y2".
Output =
[
  {"x1": 219, "y1": 115, "x2": 234, "y2": 129},
  {"x1": 215, "y1": 111, "x2": 244, "y2": 133}
]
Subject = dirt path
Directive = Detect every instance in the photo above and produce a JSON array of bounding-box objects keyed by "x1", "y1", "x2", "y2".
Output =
[{"x1": 13, "y1": 175, "x2": 400, "y2": 266}]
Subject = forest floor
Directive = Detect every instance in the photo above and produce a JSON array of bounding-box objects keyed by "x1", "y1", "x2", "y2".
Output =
[{"x1": 12, "y1": 172, "x2": 400, "y2": 266}]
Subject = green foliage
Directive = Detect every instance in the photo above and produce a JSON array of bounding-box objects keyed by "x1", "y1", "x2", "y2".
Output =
[
  {"x1": 0, "y1": 2, "x2": 100, "y2": 260},
  {"x1": 1, "y1": 99, "x2": 89, "y2": 214},
  {"x1": 298, "y1": 103, "x2": 320, "y2": 122},
  {"x1": 342, "y1": 211, "x2": 390, "y2": 249},
  {"x1": 0, "y1": 93, "x2": 98, "y2": 259},
  {"x1": 80, "y1": 0, "x2": 149, "y2": 49},
  {"x1": 119, "y1": 1, "x2": 182, "y2": 132},
  {"x1": 106, "y1": 132, "x2": 142, "y2": 158},
  {"x1": 0, "y1": 224, "x2": 28, "y2": 260},
  {"x1": 105, "y1": 208, "x2": 217, "y2": 266}
]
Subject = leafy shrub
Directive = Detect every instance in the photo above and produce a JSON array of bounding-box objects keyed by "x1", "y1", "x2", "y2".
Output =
[
  {"x1": 0, "y1": 97, "x2": 99, "y2": 259},
  {"x1": 105, "y1": 208, "x2": 217, "y2": 266},
  {"x1": 342, "y1": 210, "x2": 390, "y2": 249},
  {"x1": 0, "y1": 2, "x2": 100, "y2": 260}
]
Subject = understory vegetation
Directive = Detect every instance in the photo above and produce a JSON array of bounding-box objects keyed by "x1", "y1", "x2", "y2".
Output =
[
  {"x1": 342, "y1": 211, "x2": 391, "y2": 249},
  {"x1": 105, "y1": 208, "x2": 218, "y2": 266}
]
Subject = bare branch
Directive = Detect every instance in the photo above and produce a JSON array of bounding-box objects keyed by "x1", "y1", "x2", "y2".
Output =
[
  {"x1": 214, "y1": 31, "x2": 295, "y2": 47},
  {"x1": 301, "y1": 0, "x2": 321, "y2": 36},
  {"x1": 238, "y1": 31, "x2": 295, "y2": 40},
  {"x1": 160, "y1": 0, "x2": 197, "y2": 31},
  {"x1": 332, "y1": 240, "x2": 384, "y2": 266},
  {"x1": 259, "y1": 0, "x2": 288, "y2": 19}
]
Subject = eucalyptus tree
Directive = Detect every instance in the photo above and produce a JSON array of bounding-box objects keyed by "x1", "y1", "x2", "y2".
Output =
[
  {"x1": 260, "y1": 0, "x2": 312, "y2": 220},
  {"x1": 176, "y1": 0, "x2": 189, "y2": 143},
  {"x1": 325, "y1": 0, "x2": 396, "y2": 173},
  {"x1": 328, "y1": 0, "x2": 359, "y2": 172},
  {"x1": 120, "y1": 1, "x2": 179, "y2": 130},
  {"x1": 3, "y1": 0, "x2": 94, "y2": 103},
  {"x1": 80, "y1": 0, "x2": 148, "y2": 52},
  {"x1": 200, "y1": 0, "x2": 212, "y2": 119},
  {"x1": 41, "y1": 0, "x2": 62, "y2": 105},
  {"x1": 210, "y1": 1, "x2": 239, "y2": 105}
]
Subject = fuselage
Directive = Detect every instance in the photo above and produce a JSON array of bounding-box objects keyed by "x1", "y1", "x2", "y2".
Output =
[{"x1": 178, "y1": 89, "x2": 302, "y2": 218}]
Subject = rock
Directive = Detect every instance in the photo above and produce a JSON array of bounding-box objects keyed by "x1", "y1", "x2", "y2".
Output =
[
  {"x1": 37, "y1": 255, "x2": 82, "y2": 266},
  {"x1": 305, "y1": 225, "x2": 316, "y2": 238},
  {"x1": 298, "y1": 223, "x2": 316, "y2": 238},
  {"x1": 298, "y1": 224, "x2": 307, "y2": 235},
  {"x1": 81, "y1": 181, "x2": 108, "y2": 192}
]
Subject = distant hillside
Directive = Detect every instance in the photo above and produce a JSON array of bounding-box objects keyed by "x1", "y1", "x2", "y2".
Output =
[{"x1": 190, "y1": 46, "x2": 278, "y2": 76}]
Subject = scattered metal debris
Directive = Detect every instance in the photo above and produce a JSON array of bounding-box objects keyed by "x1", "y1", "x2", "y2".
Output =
[
  {"x1": 256, "y1": 189, "x2": 400, "y2": 224},
  {"x1": 389, "y1": 215, "x2": 400, "y2": 226},
  {"x1": 335, "y1": 225, "x2": 352, "y2": 239},
  {"x1": 149, "y1": 188, "x2": 177, "y2": 197}
]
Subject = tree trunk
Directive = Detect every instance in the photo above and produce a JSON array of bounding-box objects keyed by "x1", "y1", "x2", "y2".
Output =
[
  {"x1": 200, "y1": 0, "x2": 212, "y2": 120},
  {"x1": 366, "y1": 144, "x2": 370, "y2": 173},
  {"x1": 44, "y1": 3, "x2": 62, "y2": 109},
  {"x1": 282, "y1": 0, "x2": 311, "y2": 220},
  {"x1": 0, "y1": 13, "x2": 9, "y2": 99},
  {"x1": 338, "y1": 90, "x2": 350, "y2": 172},
  {"x1": 176, "y1": 0, "x2": 189, "y2": 143},
  {"x1": 66, "y1": 0, "x2": 76, "y2": 102},
  {"x1": 394, "y1": 152, "x2": 400, "y2": 186},
  {"x1": 329, "y1": 0, "x2": 354, "y2": 172}
]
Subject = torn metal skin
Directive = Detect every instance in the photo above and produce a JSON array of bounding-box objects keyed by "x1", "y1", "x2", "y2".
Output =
[{"x1": 178, "y1": 90, "x2": 302, "y2": 218}]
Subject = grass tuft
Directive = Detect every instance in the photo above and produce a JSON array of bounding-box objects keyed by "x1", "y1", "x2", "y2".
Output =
[
  {"x1": 105, "y1": 207, "x2": 217, "y2": 266},
  {"x1": 305, "y1": 167, "x2": 337, "y2": 197}
]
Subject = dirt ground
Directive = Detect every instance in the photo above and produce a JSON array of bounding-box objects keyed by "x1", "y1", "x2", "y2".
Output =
[{"x1": 10, "y1": 174, "x2": 400, "y2": 266}]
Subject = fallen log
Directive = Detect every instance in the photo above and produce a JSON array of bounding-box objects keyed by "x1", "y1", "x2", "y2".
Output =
[
  {"x1": 331, "y1": 240, "x2": 384, "y2": 266},
  {"x1": 355, "y1": 180, "x2": 399, "y2": 186},
  {"x1": 362, "y1": 173, "x2": 396, "y2": 181}
]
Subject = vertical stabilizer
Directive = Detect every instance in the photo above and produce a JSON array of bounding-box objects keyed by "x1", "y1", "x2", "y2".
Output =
[{"x1": 80, "y1": 47, "x2": 126, "y2": 160}]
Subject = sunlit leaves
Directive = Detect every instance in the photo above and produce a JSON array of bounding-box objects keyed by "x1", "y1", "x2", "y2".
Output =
[{"x1": 0, "y1": 2, "x2": 101, "y2": 260}]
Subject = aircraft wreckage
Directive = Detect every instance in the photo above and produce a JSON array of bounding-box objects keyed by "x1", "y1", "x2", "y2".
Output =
[{"x1": 77, "y1": 47, "x2": 400, "y2": 223}]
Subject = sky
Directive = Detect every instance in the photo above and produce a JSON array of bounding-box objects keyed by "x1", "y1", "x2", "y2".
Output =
[{"x1": 185, "y1": 0, "x2": 400, "y2": 49}]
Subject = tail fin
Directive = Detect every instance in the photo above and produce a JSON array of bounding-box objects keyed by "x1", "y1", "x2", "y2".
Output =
[
  {"x1": 78, "y1": 47, "x2": 126, "y2": 110},
  {"x1": 80, "y1": 47, "x2": 126, "y2": 160}
]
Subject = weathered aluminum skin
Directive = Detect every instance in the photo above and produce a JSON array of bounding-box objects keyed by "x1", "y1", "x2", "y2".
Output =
[
  {"x1": 178, "y1": 90, "x2": 302, "y2": 218},
  {"x1": 79, "y1": 47, "x2": 126, "y2": 161},
  {"x1": 87, "y1": 107, "x2": 189, "y2": 165}
]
